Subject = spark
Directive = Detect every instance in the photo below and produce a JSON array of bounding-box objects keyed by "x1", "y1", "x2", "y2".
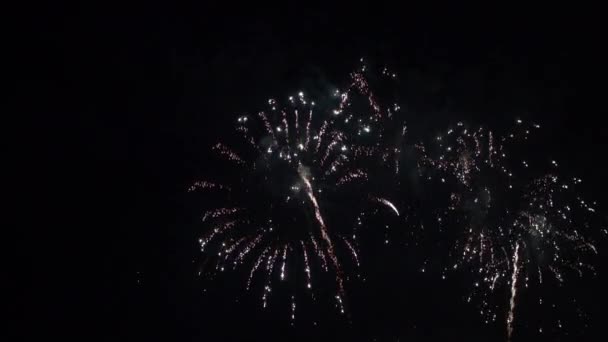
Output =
[
  {"x1": 280, "y1": 245, "x2": 288, "y2": 280},
  {"x1": 188, "y1": 180, "x2": 229, "y2": 192},
  {"x1": 299, "y1": 165, "x2": 345, "y2": 298},
  {"x1": 342, "y1": 236, "x2": 360, "y2": 267},
  {"x1": 301, "y1": 241, "x2": 312, "y2": 289},
  {"x1": 374, "y1": 197, "x2": 400, "y2": 216},
  {"x1": 507, "y1": 243, "x2": 521, "y2": 342}
]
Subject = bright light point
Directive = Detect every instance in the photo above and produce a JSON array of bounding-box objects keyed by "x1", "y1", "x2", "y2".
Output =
[
  {"x1": 341, "y1": 145, "x2": 347, "y2": 151},
  {"x1": 363, "y1": 126, "x2": 370, "y2": 132},
  {"x1": 516, "y1": 119, "x2": 522, "y2": 124}
]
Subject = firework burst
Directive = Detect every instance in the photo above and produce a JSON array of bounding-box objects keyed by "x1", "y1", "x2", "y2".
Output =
[
  {"x1": 416, "y1": 119, "x2": 602, "y2": 340},
  {"x1": 190, "y1": 63, "x2": 401, "y2": 315}
]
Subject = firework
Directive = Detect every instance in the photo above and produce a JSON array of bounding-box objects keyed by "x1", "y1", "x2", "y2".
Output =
[
  {"x1": 190, "y1": 63, "x2": 401, "y2": 315},
  {"x1": 189, "y1": 59, "x2": 604, "y2": 335},
  {"x1": 416, "y1": 119, "x2": 601, "y2": 339}
]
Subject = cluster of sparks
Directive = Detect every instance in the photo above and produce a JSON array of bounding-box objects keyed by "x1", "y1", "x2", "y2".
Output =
[
  {"x1": 191, "y1": 61, "x2": 400, "y2": 317},
  {"x1": 190, "y1": 62, "x2": 604, "y2": 338},
  {"x1": 416, "y1": 120, "x2": 602, "y2": 339}
]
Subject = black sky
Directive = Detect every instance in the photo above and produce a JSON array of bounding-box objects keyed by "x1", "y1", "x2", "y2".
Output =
[{"x1": 22, "y1": 3, "x2": 608, "y2": 341}]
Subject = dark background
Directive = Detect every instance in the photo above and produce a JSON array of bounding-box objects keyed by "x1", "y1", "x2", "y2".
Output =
[{"x1": 23, "y1": 3, "x2": 608, "y2": 341}]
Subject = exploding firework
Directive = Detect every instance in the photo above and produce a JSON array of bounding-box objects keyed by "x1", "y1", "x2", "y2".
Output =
[
  {"x1": 416, "y1": 119, "x2": 603, "y2": 340},
  {"x1": 190, "y1": 62, "x2": 401, "y2": 315},
  {"x1": 188, "y1": 58, "x2": 605, "y2": 335}
]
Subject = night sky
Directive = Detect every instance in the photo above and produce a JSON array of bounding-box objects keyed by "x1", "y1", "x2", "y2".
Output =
[{"x1": 24, "y1": 4, "x2": 608, "y2": 341}]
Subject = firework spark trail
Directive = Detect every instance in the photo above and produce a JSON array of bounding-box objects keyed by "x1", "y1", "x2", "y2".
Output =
[
  {"x1": 291, "y1": 295, "x2": 296, "y2": 322},
  {"x1": 310, "y1": 232, "x2": 328, "y2": 271},
  {"x1": 262, "y1": 249, "x2": 280, "y2": 308},
  {"x1": 321, "y1": 132, "x2": 343, "y2": 167},
  {"x1": 280, "y1": 244, "x2": 288, "y2": 281},
  {"x1": 374, "y1": 197, "x2": 400, "y2": 216},
  {"x1": 336, "y1": 170, "x2": 368, "y2": 186},
  {"x1": 305, "y1": 109, "x2": 313, "y2": 148},
  {"x1": 258, "y1": 111, "x2": 276, "y2": 141},
  {"x1": 294, "y1": 109, "x2": 299, "y2": 138},
  {"x1": 199, "y1": 221, "x2": 238, "y2": 250},
  {"x1": 342, "y1": 236, "x2": 360, "y2": 267},
  {"x1": 299, "y1": 165, "x2": 345, "y2": 299},
  {"x1": 315, "y1": 121, "x2": 329, "y2": 152},
  {"x1": 234, "y1": 234, "x2": 263, "y2": 267},
  {"x1": 394, "y1": 124, "x2": 407, "y2": 175},
  {"x1": 488, "y1": 131, "x2": 494, "y2": 167},
  {"x1": 301, "y1": 241, "x2": 312, "y2": 289},
  {"x1": 247, "y1": 247, "x2": 270, "y2": 290},
  {"x1": 213, "y1": 143, "x2": 245, "y2": 165},
  {"x1": 202, "y1": 207, "x2": 240, "y2": 222},
  {"x1": 351, "y1": 72, "x2": 382, "y2": 121},
  {"x1": 188, "y1": 180, "x2": 229, "y2": 192},
  {"x1": 282, "y1": 110, "x2": 290, "y2": 145},
  {"x1": 224, "y1": 237, "x2": 247, "y2": 259},
  {"x1": 507, "y1": 242, "x2": 521, "y2": 342}
]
